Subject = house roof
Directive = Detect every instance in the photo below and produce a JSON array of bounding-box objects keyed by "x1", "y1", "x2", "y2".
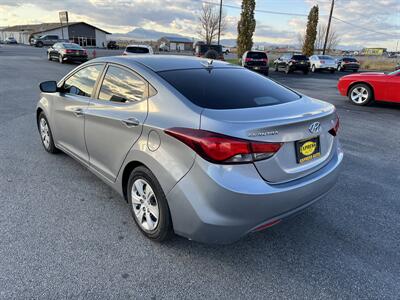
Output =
[
  {"x1": 0, "y1": 22, "x2": 111, "y2": 35},
  {"x1": 161, "y1": 36, "x2": 193, "y2": 43}
]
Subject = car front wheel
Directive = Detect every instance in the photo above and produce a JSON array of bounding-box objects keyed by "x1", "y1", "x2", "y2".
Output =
[
  {"x1": 38, "y1": 112, "x2": 59, "y2": 153},
  {"x1": 348, "y1": 84, "x2": 373, "y2": 106},
  {"x1": 128, "y1": 166, "x2": 173, "y2": 242},
  {"x1": 311, "y1": 65, "x2": 316, "y2": 72},
  {"x1": 47, "y1": 53, "x2": 52, "y2": 61},
  {"x1": 58, "y1": 55, "x2": 64, "y2": 64}
]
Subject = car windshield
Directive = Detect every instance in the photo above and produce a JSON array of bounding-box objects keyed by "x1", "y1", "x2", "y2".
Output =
[
  {"x1": 63, "y1": 43, "x2": 83, "y2": 50},
  {"x1": 247, "y1": 52, "x2": 267, "y2": 59},
  {"x1": 343, "y1": 58, "x2": 357, "y2": 62},
  {"x1": 318, "y1": 55, "x2": 334, "y2": 60},
  {"x1": 292, "y1": 55, "x2": 307, "y2": 60},
  {"x1": 126, "y1": 46, "x2": 150, "y2": 53},
  {"x1": 158, "y1": 68, "x2": 301, "y2": 109}
]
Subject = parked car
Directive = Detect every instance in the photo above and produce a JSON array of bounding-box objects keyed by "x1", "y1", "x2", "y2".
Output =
[
  {"x1": 36, "y1": 55, "x2": 342, "y2": 244},
  {"x1": 47, "y1": 43, "x2": 88, "y2": 64},
  {"x1": 241, "y1": 50, "x2": 269, "y2": 76},
  {"x1": 32, "y1": 35, "x2": 68, "y2": 47},
  {"x1": 337, "y1": 70, "x2": 400, "y2": 105},
  {"x1": 309, "y1": 55, "x2": 337, "y2": 73},
  {"x1": 194, "y1": 44, "x2": 224, "y2": 60},
  {"x1": 274, "y1": 54, "x2": 310, "y2": 74},
  {"x1": 337, "y1": 57, "x2": 360, "y2": 72},
  {"x1": 5, "y1": 37, "x2": 17, "y2": 44},
  {"x1": 107, "y1": 41, "x2": 119, "y2": 50},
  {"x1": 222, "y1": 46, "x2": 230, "y2": 54},
  {"x1": 123, "y1": 44, "x2": 154, "y2": 55}
]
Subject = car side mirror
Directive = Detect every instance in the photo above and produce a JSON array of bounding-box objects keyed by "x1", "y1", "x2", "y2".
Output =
[{"x1": 39, "y1": 81, "x2": 58, "y2": 93}]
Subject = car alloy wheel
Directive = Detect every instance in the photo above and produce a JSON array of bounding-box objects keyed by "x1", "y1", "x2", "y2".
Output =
[
  {"x1": 39, "y1": 118, "x2": 51, "y2": 150},
  {"x1": 59, "y1": 55, "x2": 64, "y2": 64},
  {"x1": 131, "y1": 178, "x2": 160, "y2": 231},
  {"x1": 47, "y1": 53, "x2": 52, "y2": 61},
  {"x1": 337, "y1": 65, "x2": 341, "y2": 71},
  {"x1": 311, "y1": 65, "x2": 316, "y2": 72},
  {"x1": 349, "y1": 85, "x2": 372, "y2": 105}
]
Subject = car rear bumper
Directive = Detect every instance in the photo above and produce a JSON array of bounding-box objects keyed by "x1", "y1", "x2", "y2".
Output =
[
  {"x1": 245, "y1": 65, "x2": 269, "y2": 73},
  {"x1": 342, "y1": 64, "x2": 359, "y2": 70},
  {"x1": 167, "y1": 143, "x2": 343, "y2": 244},
  {"x1": 290, "y1": 64, "x2": 310, "y2": 71},
  {"x1": 63, "y1": 55, "x2": 88, "y2": 62},
  {"x1": 318, "y1": 65, "x2": 336, "y2": 70}
]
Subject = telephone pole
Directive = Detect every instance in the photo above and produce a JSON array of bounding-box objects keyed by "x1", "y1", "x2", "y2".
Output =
[
  {"x1": 322, "y1": 0, "x2": 334, "y2": 54},
  {"x1": 217, "y1": 0, "x2": 223, "y2": 45}
]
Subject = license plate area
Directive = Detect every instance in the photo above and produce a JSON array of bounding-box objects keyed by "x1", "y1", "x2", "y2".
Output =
[{"x1": 295, "y1": 137, "x2": 321, "y2": 164}]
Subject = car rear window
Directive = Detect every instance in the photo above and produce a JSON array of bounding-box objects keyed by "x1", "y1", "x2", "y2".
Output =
[
  {"x1": 126, "y1": 46, "x2": 150, "y2": 54},
  {"x1": 343, "y1": 57, "x2": 357, "y2": 62},
  {"x1": 63, "y1": 43, "x2": 82, "y2": 49},
  {"x1": 199, "y1": 45, "x2": 223, "y2": 54},
  {"x1": 292, "y1": 55, "x2": 307, "y2": 60},
  {"x1": 318, "y1": 55, "x2": 333, "y2": 60},
  {"x1": 158, "y1": 68, "x2": 300, "y2": 109},
  {"x1": 247, "y1": 52, "x2": 267, "y2": 59}
]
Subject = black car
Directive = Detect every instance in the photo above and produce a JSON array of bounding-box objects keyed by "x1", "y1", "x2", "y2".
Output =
[
  {"x1": 337, "y1": 57, "x2": 360, "y2": 72},
  {"x1": 107, "y1": 41, "x2": 119, "y2": 50},
  {"x1": 274, "y1": 54, "x2": 310, "y2": 74},
  {"x1": 194, "y1": 44, "x2": 224, "y2": 60},
  {"x1": 47, "y1": 43, "x2": 88, "y2": 64},
  {"x1": 241, "y1": 51, "x2": 269, "y2": 76}
]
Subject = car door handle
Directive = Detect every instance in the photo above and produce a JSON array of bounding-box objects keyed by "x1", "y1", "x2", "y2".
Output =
[
  {"x1": 121, "y1": 117, "x2": 140, "y2": 127},
  {"x1": 72, "y1": 108, "x2": 84, "y2": 117}
]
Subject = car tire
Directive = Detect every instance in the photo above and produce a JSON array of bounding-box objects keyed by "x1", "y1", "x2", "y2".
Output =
[
  {"x1": 330, "y1": 69, "x2": 335, "y2": 74},
  {"x1": 311, "y1": 65, "x2": 316, "y2": 72},
  {"x1": 337, "y1": 65, "x2": 342, "y2": 71},
  {"x1": 348, "y1": 83, "x2": 373, "y2": 106},
  {"x1": 47, "y1": 53, "x2": 52, "y2": 61},
  {"x1": 58, "y1": 55, "x2": 64, "y2": 64},
  {"x1": 37, "y1": 112, "x2": 59, "y2": 154},
  {"x1": 303, "y1": 69, "x2": 309, "y2": 75},
  {"x1": 274, "y1": 64, "x2": 278, "y2": 72},
  {"x1": 128, "y1": 166, "x2": 173, "y2": 242},
  {"x1": 37, "y1": 41, "x2": 43, "y2": 48},
  {"x1": 285, "y1": 66, "x2": 291, "y2": 74}
]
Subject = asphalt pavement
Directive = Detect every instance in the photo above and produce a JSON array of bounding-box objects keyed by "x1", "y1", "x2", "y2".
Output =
[{"x1": 0, "y1": 45, "x2": 399, "y2": 299}]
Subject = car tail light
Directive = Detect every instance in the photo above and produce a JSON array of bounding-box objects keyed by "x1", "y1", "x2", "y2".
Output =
[
  {"x1": 65, "y1": 49, "x2": 74, "y2": 54},
  {"x1": 262, "y1": 58, "x2": 268, "y2": 63},
  {"x1": 245, "y1": 58, "x2": 253, "y2": 62},
  {"x1": 83, "y1": 49, "x2": 87, "y2": 55},
  {"x1": 329, "y1": 114, "x2": 340, "y2": 136},
  {"x1": 165, "y1": 128, "x2": 282, "y2": 164},
  {"x1": 320, "y1": 60, "x2": 325, "y2": 64}
]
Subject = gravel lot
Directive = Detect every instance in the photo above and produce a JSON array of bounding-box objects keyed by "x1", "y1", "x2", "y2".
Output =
[{"x1": 1, "y1": 45, "x2": 399, "y2": 299}]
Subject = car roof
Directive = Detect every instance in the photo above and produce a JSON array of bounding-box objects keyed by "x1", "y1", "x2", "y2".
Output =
[{"x1": 91, "y1": 55, "x2": 236, "y2": 72}]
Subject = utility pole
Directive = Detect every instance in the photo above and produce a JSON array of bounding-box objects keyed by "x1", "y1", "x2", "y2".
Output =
[
  {"x1": 322, "y1": 0, "x2": 334, "y2": 55},
  {"x1": 217, "y1": 0, "x2": 223, "y2": 45}
]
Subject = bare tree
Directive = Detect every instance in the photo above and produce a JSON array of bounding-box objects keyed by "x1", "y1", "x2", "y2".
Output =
[
  {"x1": 198, "y1": 3, "x2": 226, "y2": 44},
  {"x1": 315, "y1": 24, "x2": 340, "y2": 53}
]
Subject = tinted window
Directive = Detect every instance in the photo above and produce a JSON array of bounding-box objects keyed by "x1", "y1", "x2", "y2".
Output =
[
  {"x1": 98, "y1": 66, "x2": 146, "y2": 103},
  {"x1": 318, "y1": 55, "x2": 333, "y2": 60},
  {"x1": 64, "y1": 65, "x2": 103, "y2": 97},
  {"x1": 159, "y1": 68, "x2": 300, "y2": 109},
  {"x1": 63, "y1": 43, "x2": 83, "y2": 49},
  {"x1": 126, "y1": 46, "x2": 149, "y2": 54},
  {"x1": 247, "y1": 52, "x2": 267, "y2": 59},
  {"x1": 343, "y1": 57, "x2": 357, "y2": 62},
  {"x1": 199, "y1": 45, "x2": 222, "y2": 54},
  {"x1": 292, "y1": 55, "x2": 307, "y2": 60}
]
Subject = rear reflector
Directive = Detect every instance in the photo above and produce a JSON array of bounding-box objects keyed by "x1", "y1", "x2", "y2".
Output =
[
  {"x1": 165, "y1": 128, "x2": 282, "y2": 164},
  {"x1": 253, "y1": 219, "x2": 281, "y2": 232}
]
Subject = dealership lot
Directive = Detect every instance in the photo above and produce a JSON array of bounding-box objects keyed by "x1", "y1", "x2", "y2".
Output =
[{"x1": 1, "y1": 45, "x2": 400, "y2": 298}]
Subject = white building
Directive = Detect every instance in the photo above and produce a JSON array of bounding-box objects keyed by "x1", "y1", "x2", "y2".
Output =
[{"x1": 0, "y1": 22, "x2": 111, "y2": 47}]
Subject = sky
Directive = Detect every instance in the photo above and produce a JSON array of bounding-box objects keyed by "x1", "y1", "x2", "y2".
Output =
[{"x1": 0, "y1": 0, "x2": 399, "y2": 50}]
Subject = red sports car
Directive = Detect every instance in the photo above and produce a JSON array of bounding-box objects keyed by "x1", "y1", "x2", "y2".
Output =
[{"x1": 337, "y1": 70, "x2": 400, "y2": 106}]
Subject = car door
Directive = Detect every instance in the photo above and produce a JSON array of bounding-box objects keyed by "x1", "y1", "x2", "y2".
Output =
[
  {"x1": 84, "y1": 64, "x2": 149, "y2": 181},
  {"x1": 52, "y1": 64, "x2": 105, "y2": 163},
  {"x1": 384, "y1": 73, "x2": 400, "y2": 102}
]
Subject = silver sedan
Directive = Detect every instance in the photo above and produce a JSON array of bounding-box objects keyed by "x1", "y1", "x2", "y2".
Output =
[{"x1": 36, "y1": 55, "x2": 343, "y2": 244}]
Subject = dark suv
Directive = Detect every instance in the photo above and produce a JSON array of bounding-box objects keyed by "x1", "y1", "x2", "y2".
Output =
[
  {"x1": 337, "y1": 57, "x2": 360, "y2": 72},
  {"x1": 194, "y1": 44, "x2": 224, "y2": 60},
  {"x1": 274, "y1": 54, "x2": 310, "y2": 74},
  {"x1": 241, "y1": 51, "x2": 269, "y2": 76}
]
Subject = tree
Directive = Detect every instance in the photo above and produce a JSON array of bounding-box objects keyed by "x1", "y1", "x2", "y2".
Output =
[
  {"x1": 237, "y1": 0, "x2": 256, "y2": 58},
  {"x1": 315, "y1": 24, "x2": 340, "y2": 53},
  {"x1": 302, "y1": 5, "x2": 319, "y2": 56},
  {"x1": 198, "y1": 3, "x2": 226, "y2": 45}
]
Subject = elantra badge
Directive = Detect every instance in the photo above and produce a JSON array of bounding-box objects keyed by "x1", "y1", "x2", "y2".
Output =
[{"x1": 308, "y1": 122, "x2": 321, "y2": 134}]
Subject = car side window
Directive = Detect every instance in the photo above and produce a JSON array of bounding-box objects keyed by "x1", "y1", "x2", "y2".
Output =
[
  {"x1": 98, "y1": 66, "x2": 146, "y2": 103},
  {"x1": 63, "y1": 65, "x2": 104, "y2": 97}
]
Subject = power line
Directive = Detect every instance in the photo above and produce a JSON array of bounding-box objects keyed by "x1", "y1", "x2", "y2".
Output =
[{"x1": 202, "y1": 0, "x2": 398, "y2": 38}]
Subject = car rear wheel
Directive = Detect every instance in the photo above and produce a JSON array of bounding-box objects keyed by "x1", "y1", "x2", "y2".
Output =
[
  {"x1": 128, "y1": 166, "x2": 173, "y2": 242},
  {"x1": 337, "y1": 65, "x2": 342, "y2": 71},
  {"x1": 37, "y1": 112, "x2": 59, "y2": 154},
  {"x1": 303, "y1": 69, "x2": 309, "y2": 75},
  {"x1": 47, "y1": 53, "x2": 52, "y2": 61},
  {"x1": 37, "y1": 41, "x2": 43, "y2": 47},
  {"x1": 348, "y1": 84, "x2": 373, "y2": 106},
  {"x1": 285, "y1": 66, "x2": 291, "y2": 74},
  {"x1": 311, "y1": 65, "x2": 316, "y2": 72},
  {"x1": 274, "y1": 64, "x2": 278, "y2": 72},
  {"x1": 58, "y1": 55, "x2": 64, "y2": 64}
]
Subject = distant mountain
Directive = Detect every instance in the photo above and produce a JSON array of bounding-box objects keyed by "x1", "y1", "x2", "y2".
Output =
[{"x1": 112, "y1": 28, "x2": 191, "y2": 41}]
